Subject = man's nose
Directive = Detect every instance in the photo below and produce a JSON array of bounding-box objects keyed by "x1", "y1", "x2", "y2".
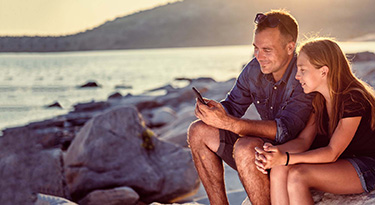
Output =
[{"x1": 255, "y1": 50, "x2": 265, "y2": 60}]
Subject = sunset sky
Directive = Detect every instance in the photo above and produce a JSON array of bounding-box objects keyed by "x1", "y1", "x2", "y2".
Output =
[{"x1": 0, "y1": 0, "x2": 180, "y2": 36}]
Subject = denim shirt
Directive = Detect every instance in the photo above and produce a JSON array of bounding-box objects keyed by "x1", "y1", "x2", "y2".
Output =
[{"x1": 221, "y1": 56, "x2": 314, "y2": 143}]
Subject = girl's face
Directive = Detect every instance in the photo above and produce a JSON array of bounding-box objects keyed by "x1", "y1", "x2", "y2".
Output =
[{"x1": 295, "y1": 52, "x2": 325, "y2": 94}]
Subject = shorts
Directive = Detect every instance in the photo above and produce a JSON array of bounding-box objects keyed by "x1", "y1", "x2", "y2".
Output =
[
  {"x1": 309, "y1": 135, "x2": 375, "y2": 192},
  {"x1": 216, "y1": 129, "x2": 275, "y2": 171},
  {"x1": 310, "y1": 135, "x2": 375, "y2": 192},
  {"x1": 347, "y1": 156, "x2": 375, "y2": 192}
]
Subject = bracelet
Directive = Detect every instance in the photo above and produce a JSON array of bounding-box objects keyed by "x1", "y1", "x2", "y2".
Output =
[{"x1": 285, "y1": 152, "x2": 290, "y2": 166}]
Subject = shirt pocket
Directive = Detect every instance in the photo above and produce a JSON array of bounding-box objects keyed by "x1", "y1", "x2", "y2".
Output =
[{"x1": 253, "y1": 94, "x2": 269, "y2": 120}]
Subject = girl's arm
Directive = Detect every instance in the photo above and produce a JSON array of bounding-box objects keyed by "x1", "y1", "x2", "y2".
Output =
[
  {"x1": 256, "y1": 116, "x2": 361, "y2": 169},
  {"x1": 254, "y1": 112, "x2": 316, "y2": 173},
  {"x1": 276, "y1": 112, "x2": 317, "y2": 153}
]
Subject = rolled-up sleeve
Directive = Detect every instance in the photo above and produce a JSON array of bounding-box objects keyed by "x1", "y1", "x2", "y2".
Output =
[
  {"x1": 221, "y1": 63, "x2": 253, "y2": 118},
  {"x1": 275, "y1": 86, "x2": 314, "y2": 143}
]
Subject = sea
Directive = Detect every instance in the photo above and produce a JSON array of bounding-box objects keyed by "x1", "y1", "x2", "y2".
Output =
[{"x1": 1, "y1": 42, "x2": 375, "y2": 131}]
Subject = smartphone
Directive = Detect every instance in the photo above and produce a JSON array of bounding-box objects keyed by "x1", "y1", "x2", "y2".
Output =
[{"x1": 192, "y1": 87, "x2": 207, "y2": 105}]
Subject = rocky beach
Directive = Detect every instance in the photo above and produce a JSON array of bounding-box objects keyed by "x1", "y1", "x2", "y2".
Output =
[{"x1": 1, "y1": 52, "x2": 375, "y2": 204}]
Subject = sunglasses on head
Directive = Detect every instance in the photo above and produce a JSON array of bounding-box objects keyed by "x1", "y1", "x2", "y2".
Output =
[
  {"x1": 254, "y1": 13, "x2": 295, "y2": 41},
  {"x1": 254, "y1": 13, "x2": 280, "y2": 27}
]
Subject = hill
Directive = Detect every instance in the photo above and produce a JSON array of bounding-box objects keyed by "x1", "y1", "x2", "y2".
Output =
[{"x1": 0, "y1": 0, "x2": 374, "y2": 52}]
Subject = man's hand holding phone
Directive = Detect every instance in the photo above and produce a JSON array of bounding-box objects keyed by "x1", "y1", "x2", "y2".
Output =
[
  {"x1": 192, "y1": 87, "x2": 208, "y2": 105},
  {"x1": 192, "y1": 87, "x2": 231, "y2": 131}
]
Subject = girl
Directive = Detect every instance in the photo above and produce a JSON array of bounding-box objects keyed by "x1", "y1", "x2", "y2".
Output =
[{"x1": 255, "y1": 38, "x2": 375, "y2": 204}]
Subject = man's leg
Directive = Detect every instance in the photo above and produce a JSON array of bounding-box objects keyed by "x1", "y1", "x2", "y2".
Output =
[
  {"x1": 233, "y1": 137, "x2": 271, "y2": 205},
  {"x1": 187, "y1": 120, "x2": 229, "y2": 205}
]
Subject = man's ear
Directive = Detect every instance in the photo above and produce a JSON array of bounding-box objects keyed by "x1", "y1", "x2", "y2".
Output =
[{"x1": 287, "y1": 41, "x2": 296, "y2": 55}]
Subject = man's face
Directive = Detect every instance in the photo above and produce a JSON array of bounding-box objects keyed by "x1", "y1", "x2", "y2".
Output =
[{"x1": 253, "y1": 27, "x2": 293, "y2": 81}]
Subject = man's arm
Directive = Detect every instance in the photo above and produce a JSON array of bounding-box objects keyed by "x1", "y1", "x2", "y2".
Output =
[
  {"x1": 195, "y1": 99, "x2": 277, "y2": 140},
  {"x1": 273, "y1": 84, "x2": 315, "y2": 144},
  {"x1": 275, "y1": 112, "x2": 316, "y2": 153},
  {"x1": 220, "y1": 60, "x2": 255, "y2": 118},
  {"x1": 228, "y1": 117, "x2": 276, "y2": 140}
]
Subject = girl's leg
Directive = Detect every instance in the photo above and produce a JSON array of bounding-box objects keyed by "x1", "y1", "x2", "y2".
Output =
[
  {"x1": 287, "y1": 159, "x2": 364, "y2": 205},
  {"x1": 270, "y1": 165, "x2": 291, "y2": 205}
]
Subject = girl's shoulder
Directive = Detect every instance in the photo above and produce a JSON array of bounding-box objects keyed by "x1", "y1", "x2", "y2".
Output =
[{"x1": 341, "y1": 90, "x2": 369, "y2": 118}]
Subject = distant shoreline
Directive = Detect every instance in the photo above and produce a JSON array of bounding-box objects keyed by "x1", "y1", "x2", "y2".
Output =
[{"x1": 1, "y1": 0, "x2": 374, "y2": 53}]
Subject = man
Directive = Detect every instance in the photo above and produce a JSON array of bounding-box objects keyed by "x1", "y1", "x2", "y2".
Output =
[{"x1": 188, "y1": 10, "x2": 314, "y2": 205}]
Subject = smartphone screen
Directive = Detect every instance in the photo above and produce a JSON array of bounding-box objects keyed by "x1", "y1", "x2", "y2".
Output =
[{"x1": 192, "y1": 87, "x2": 207, "y2": 105}]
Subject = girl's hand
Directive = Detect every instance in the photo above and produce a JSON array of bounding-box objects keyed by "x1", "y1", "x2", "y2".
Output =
[
  {"x1": 255, "y1": 150, "x2": 268, "y2": 174},
  {"x1": 255, "y1": 143, "x2": 288, "y2": 170}
]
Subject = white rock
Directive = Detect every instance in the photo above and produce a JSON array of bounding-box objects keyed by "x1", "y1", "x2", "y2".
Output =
[{"x1": 79, "y1": 186, "x2": 139, "y2": 205}]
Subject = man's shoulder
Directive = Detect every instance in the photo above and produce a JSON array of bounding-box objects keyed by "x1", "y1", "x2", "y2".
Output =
[
  {"x1": 244, "y1": 58, "x2": 260, "y2": 69},
  {"x1": 242, "y1": 58, "x2": 262, "y2": 75}
]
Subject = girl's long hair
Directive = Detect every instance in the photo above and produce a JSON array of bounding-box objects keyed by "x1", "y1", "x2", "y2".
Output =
[{"x1": 297, "y1": 38, "x2": 375, "y2": 136}]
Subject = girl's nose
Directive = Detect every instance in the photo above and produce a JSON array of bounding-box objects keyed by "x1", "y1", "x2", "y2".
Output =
[{"x1": 295, "y1": 72, "x2": 301, "y2": 80}]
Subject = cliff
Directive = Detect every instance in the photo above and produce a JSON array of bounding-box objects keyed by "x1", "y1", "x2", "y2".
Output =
[{"x1": 0, "y1": 0, "x2": 374, "y2": 52}]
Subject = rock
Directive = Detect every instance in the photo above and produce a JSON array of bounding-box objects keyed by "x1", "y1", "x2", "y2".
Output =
[
  {"x1": 34, "y1": 129, "x2": 64, "y2": 149},
  {"x1": 114, "y1": 84, "x2": 132, "y2": 89},
  {"x1": 150, "y1": 106, "x2": 177, "y2": 127},
  {"x1": 175, "y1": 77, "x2": 193, "y2": 83},
  {"x1": 79, "y1": 81, "x2": 101, "y2": 88},
  {"x1": 147, "y1": 84, "x2": 176, "y2": 94},
  {"x1": 195, "y1": 189, "x2": 246, "y2": 205},
  {"x1": 347, "y1": 51, "x2": 375, "y2": 62},
  {"x1": 0, "y1": 128, "x2": 69, "y2": 204},
  {"x1": 36, "y1": 194, "x2": 77, "y2": 205},
  {"x1": 155, "y1": 88, "x2": 197, "y2": 108},
  {"x1": 191, "y1": 77, "x2": 216, "y2": 84},
  {"x1": 3, "y1": 126, "x2": 65, "y2": 149},
  {"x1": 151, "y1": 203, "x2": 204, "y2": 205},
  {"x1": 157, "y1": 106, "x2": 197, "y2": 147},
  {"x1": 72, "y1": 101, "x2": 110, "y2": 113},
  {"x1": 46, "y1": 101, "x2": 63, "y2": 109},
  {"x1": 136, "y1": 100, "x2": 162, "y2": 111},
  {"x1": 26, "y1": 118, "x2": 65, "y2": 129},
  {"x1": 313, "y1": 190, "x2": 375, "y2": 205},
  {"x1": 79, "y1": 186, "x2": 139, "y2": 205},
  {"x1": 64, "y1": 106, "x2": 200, "y2": 203},
  {"x1": 108, "y1": 92, "x2": 123, "y2": 100},
  {"x1": 240, "y1": 190, "x2": 375, "y2": 205},
  {"x1": 65, "y1": 112, "x2": 93, "y2": 126}
]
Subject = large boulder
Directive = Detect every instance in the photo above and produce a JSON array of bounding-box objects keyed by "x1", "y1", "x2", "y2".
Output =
[
  {"x1": 0, "y1": 128, "x2": 69, "y2": 204},
  {"x1": 64, "y1": 106, "x2": 200, "y2": 203}
]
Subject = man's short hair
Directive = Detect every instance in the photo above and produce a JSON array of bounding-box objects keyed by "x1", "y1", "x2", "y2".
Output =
[{"x1": 255, "y1": 9, "x2": 298, "y2": 43}]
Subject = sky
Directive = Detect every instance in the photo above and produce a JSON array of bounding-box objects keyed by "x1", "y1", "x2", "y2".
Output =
[{"x1": 0, "y1": 0, "x2": 180, "y2": 36}]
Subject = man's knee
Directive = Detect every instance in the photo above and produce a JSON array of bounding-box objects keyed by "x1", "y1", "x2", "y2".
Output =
[
  {"x1": 233, "y1": 137, "x2": 264, "y2": 160},
  {"x1": 187, "y1": 120, "x2": 206, "y2": 145},
  {"x1": 187, "y1": 120, "x2": 219, "y2": 151}
]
